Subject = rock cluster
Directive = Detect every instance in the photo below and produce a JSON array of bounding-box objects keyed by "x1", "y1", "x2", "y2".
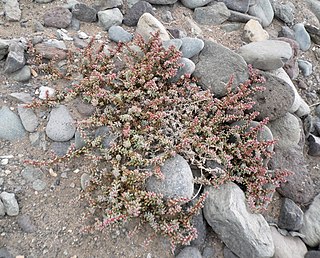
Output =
[{"x1": 1, "y1": 0, "x2": 320, "y2": 257}]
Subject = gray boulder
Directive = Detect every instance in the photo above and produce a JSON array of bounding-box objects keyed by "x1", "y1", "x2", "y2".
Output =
[
  {"x1": 248, "y1": 0, "x2": 274, "y2": 27},
  {"x1": 146, "y1": 155, "x2": 194, "y2": 200},
  {"x1": 108, "y1": 26, "x2": 133, "y2": 43},
  {"x1": 298, "y1": 59, "x2": 312, "y2": 77},
  {"x1": 271, "y1": 226, "x2": 307, "y2": 258},
  {"x1": 180, "y1": 0, "x2": 212, "y2": 9},
  {"x1": 293, "y1": 23, "x2": 311, "y2": 51},
  {"x1": 0, "y1": 106, "x2": 26, "y2": 141},
  {"x1": 193, "y1": 40, "x2": 248, "y2": 97},
  {"x1": 238, "y1": 40, "x2": 292, "y2": 71},
  {"x1": 0, "y1": 192, "x2": 19, "y2": 216},
  {"x1": 299, "y1": 193, "x2": 320, "y2": 247},
  {"x1": 271, "y1": 1, "x2": 295, "y2": 24},
  {"x1": 72, "y1": 3, "x2": 97, "y2": 23},
  {"x1": 9, "y1": 65, "x2": 32, "y2": 82},
  {"x1": 193, "y1": 2, "x2": 230, "y2": 25},
  {"x1": 123, "y1": 1, "x2": 154, "y2": 27},
  {"x1": 46, "y1": 105, "x2": 76, "y2": 142},
  {"x1": 180, "y1": 37, "x2": 204, "y2": 59},
  {"x1": 203, "y1": 182, "x2": 275, "y2": 258},
  {"x1": 98, "y1": 8, "x2": 123, "y2": 31},
  {"x1": 4, "y1": 42, "x2": 25, "y2": 74},
  {"x1": 278, "y1": 198, "x2": 304, "y2": 231}
]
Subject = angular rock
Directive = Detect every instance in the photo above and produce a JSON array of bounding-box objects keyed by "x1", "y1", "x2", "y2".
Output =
[
  {"x1": 268, "y1": 113, "x2": 301, "y2": 149},
  {"x1": 0, "y1": 39, "x2": 10, "y2": 60},
  {"x1": 220, "y1": 0, "x2": 250, "y2": 13},
  {"x1": 123, "y1": 1, "x2": 154, "y2": 27},
  {"x1": 299, "y1": 193, "x2": 320, "y2": 247},
  {"x1": 9, "y1": 65, "x2": 32, "y2": 82},
  {"x1": 298, "y1": 60, "x2": 312, "y2": 77},
  {"x1": 0, "y1": 192, "x2": 19, "y2": 216},
  {"x1": 43, "y1": 7, "x2": 72, "y2": 29},
  {"x1": 203, "y1": 182, "x2": 275, "y2": 258},
  {"x1": 271, "y1": 226, "x2": 307, "y2": 258},
  {"x1": 193, "y1": 3, "x2": 230, "y2": 25},
  {"x1": 269, "y1": 146, "x2": 315, "y2": 205},
  {"x1": 243, "y1": 19, "x2": 269, "y2": 42},
  {"x1": 180, "y1": 37, "x2": 204, "y2": 59},
  {"x1": 238, "y1": 40, "x2": 292, "y2": 71},
  {"x1": 278, "y1": 26, "x2": 295, "y2": 39},
  {"x1": 17, "y1": 214, "x2": 37, "y2": 233},
  {"x1": 248, "y1": 0, "x2": 274, "y2": 28},
  {"x1": 251, "y1": 72, "x2": 295, "y2": 121},
  {"x1": 308, "y1": 134, "x2": 320, "y2": 156},
  {"x1": 136, "y1": 13, "x2": 170, "y2": 41},
  {"x1": 293, "y1": 23, "x2": 311, "y2": 51},
  {"x1": 272, "y1": 1, "x2": 295, "y2": 24},
  {"x1": 0, "y1": 106, "x2": 26, "y2": 141},
  {"x1": 4, "y1": 42, "x2": 25, "y2": 74},
  {"x1": 98, "y1": 8, "x2": 123, "y2": 31},
  {"x1": 17, "y1": 104, "x2": 39, "y2": 132},
  {"x1": 108, "y1": 26, "x2": 133, "y2": 43},
  {"x1": 72, "y1": 3, "x2": 97, "y2": 22},
  {"x1": 146, "y1": 155, "x2": 194, "y2": 200},
  {"x1": 180, "y1": 0, "x2": 212, "y2": 9},
  {"x1": 278, "y1": 198, "x2": 304, "y2": 231},
  {"x1": 4, "y1": 0, "x2": 21, "y2": 21},
  {"x1": 176, "y1": 247, "x2": 202, "y2": 258},
  {"x1": 46, "y1": 105, "x2": 76, "y2": 142},
  {"x1": 193, "y1": 40, "x2": 248, "y2": 97}
]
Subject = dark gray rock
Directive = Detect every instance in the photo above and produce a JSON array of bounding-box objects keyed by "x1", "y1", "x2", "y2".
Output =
[
  {"x1": 269, "y1": 146, "x2": 315, "y2": 205},
  {"x1": 180, "y1": 37, "x2": 204, "y2": 59},
  {"x1": 72, "y1": 3, "x2": 97, "y2": 22},
  {"x1": 172, "y1": 58, "x2": 195, "y2": 82},
  {"x1": 180, "y1": 0, "x2": 212, "y2": 9},
  {"x1": 238, "y1": 40, "x2": 292, "y2": 71},
  {"x1": 293, "y1": 23, "x2": 311, "y2": 51},
  {"x1": 298, "y1": 59, "x2": 312, "y2": 77},
  {"x1": 176, "y1": 247, "x2": 202, "y2": 258},
  {"x1": 272, "y1": 1, "x2": 295, "y2": 24},
  {"x1": 17, "y1": 104, "x2": 39, "y2": 132},
  {"x1": 4, "y1": 42, "x2": 25, "y2": 74},
  {"x1": 248, "y1": 0, "x2": 274, "y2": 27},
  {"x1": 203, "y1": 183, "x2": 274, "y2": 258},
  {"x1": 108, "y1": 26, "x2": 133, "y2": 43},
  {"x1": 0, "y1": 192, "x2": 19, "y2": 216},
  {"x1": 8, "y1": 65, "x2": 31, "y2": 82},
  {"x1": 251, "y1": 72, "x2": 295, "y2": 121},
  {"x1": 193, "y1": 2, "x2": 231, "y2": 25},
  {"x1": 271, "y1": 226, "x2": 307, "y2": 258},
  {"x1": 46, "y1": 105, "x2": 76, "y2": 142},
  {"x1": 0, "y1": 106, "x2": 26, "y2": 141},
  {"x1": 308, "y1": 134, "x2": 320, "y2": 156},
  {"x1": 193, "y1": 40, "x2": 248, "y2": 97},
  {"x1": 305, "y1": 24, "x2": 320, "y2": 45},
  {"x1": 50, "y1": 141, "x2": 71, "y2": 156},
  {"x1": 93, "y1": 0, "x2": 123, "y2": 10},
  {"x1": 98, "y1": 8, "x2": 123, "y2": 30},
  {"x1": 299, "y1": 193, "x2": 320, "y2": 247},
  {"x1": 190, "y1": 209, "x2": 207, "y2": 247},
  {"x1": 123, "y1": 1, "x2": 154, "y2": 27},
  {"x1": 145, "y1": 0, "x2": 178, "y2": 4},
  {"x1": 17, "y1": 214, "x2": 37, "y2": 233},
  {"x1": 220, "y1": 0, "x2": 250, "y2": 13},
  {"x1": 278, "y1": 198, "x2": 304, "y2": 231},
  {"x1": 228, "y1": 10, "x2": 261, "y2": 23},
  {"x1": 223, "y1": 247, "x2": 240, "y2": 258},
  {"x1": 146, "y1": 155, "x2": 194, "y2": 200},
  {"x1": 278, "y1": 26, "x2": 295, "y2": 39},
  {"x1": 43, "y1": 7, "x2": 72, "y2": 29},
  {"x1": 305, "y1": 251, "x2": 320, "y2": 258}
]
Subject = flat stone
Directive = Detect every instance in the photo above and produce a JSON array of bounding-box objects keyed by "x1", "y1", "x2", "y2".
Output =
[
  {"x1": 180, "y1": 37, "x2": 204, "y2": 59},
  {"x1": 46, "y1": 105, "x2": 76, "y2": 142},
  {"x1": 243, "y1": 19, "x2": 269, "y2": 42},
  {"x1": 17, "y1": 104, "x2": 39, "y2": 132},
  {"x1": 299, "y1": 193, "x2": 320, "y2": 247},
  {"x1": 108, "y1": 26, "x2": 133, "y2": 43},
  {"x1": 72, "y1": 3, "x2": 97, "y2": 22},
  {"x1": 238, "y1": 40, "x2": 293, "y2": 71},
  {"x1": 278, "y1": 26, "x2": 295, "y2": 39},
  {"x1": 203, "y1": 182, "x2": 275, "y2": 258},
  {"x1": 193, "y1": 2, "x2": 230, "y2": 25},
  {"x1": 271, "y1": 226, "x2": 307, "y2": 258},
  {"x1": 0, "y1": 106, "x2": 26, "y2": 141},
  {"x1": 248, "y1": 0, "x2": 274, "y2": 28},
  {"x1": 146, "y1": 155, "x2": 194, "y2": 200},
  {"x1": 0, "y1": 192, "x2": 19, "y2": 216},
  {"x1": 278, "y1": 198, "x2": 304, "y2": 231},
  {"x1": 123, "y1": 1, "x2": 154, "y2": 27},
  {"x1": 4, "y1": 42, "x2": 25, "y2": 74},
  {"x1": 268, "y1": 113, "x2": 301, "y2": 149},
  {"x1": 136, "y1": 13, "x2": 170, "y2": 41},
  {"x1": 98, "y1": 8, "x2": 123, "y2": 31},
  {"x1": 9, "y1": 92, "x2": 33, "y2": 103},
  {"x1": 43, "y1": 7, "x2": 72, "y2": 29},
  {"x1": 193, "y1": 40, "x2": 248, "y2": 97},
  {"x1": 293, "y1": 23, "x2": 311, "y2": 51},
  {"x1": 305, "y1": 251, "x2": 320, "y2": 258},
  {"x1": 4, "y1": 0, "x2": 21, "y2": 21}
]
